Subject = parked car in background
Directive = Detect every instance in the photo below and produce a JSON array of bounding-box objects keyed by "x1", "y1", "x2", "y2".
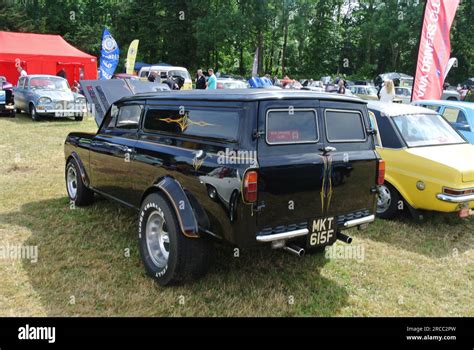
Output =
[
  {"x1": 368, "y1": 102, "x2": 474, "y2": 220},
  {"x1": 13, "y1": 75, "x2": 87, "y2": 121},
  {"x1": 375, "y1": 72, "x2": 413, "y2": 88},
  {"x1": 216, "y1": 78, "x2": 248, "y2": 89},
  {"x1": 138, "y1": 65, "x2": 193, "y2": 90},
  {"x1": 412, "y1": 100, "x2": 474, "y2": 144},
  {"x1": 301, "y1": 80, "x2": 325, "y2": 92},
  {"x1": 0, "y1": 75, "x2": 14, "y2": 117},
  {"x1": 350, "y1": 85, "x2": 379, "y2": 100},
  {"x1": 65, "y1": 89, "x2": 381, "y2": 285},
  {"x1": 0, "y1": 76, "x2": 13, "y2": 91},
  {"x1": 112, "y1": 73, "x2": 140, "y2": 80},
  {"x1": 460, "y1": 78, "x2": 474, "y2": 89},
  {"x1": 0, "y1": 88, "x2": 15, "y2": 117},
  {"x1": 441, "y1": 89, "x2": 461, "y2": 101},
  {"x1": 394, "y1": 86, "x2": 412, "y2": 104}
]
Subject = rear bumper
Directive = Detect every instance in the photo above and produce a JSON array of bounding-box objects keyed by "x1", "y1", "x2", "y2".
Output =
[
  {"x1": 0, "y1": 105, "x2": 15, "y2": 115},
  {"x1": 343, "y1": 214, "x2": 375, "y2": 228},
  {"x1": 436, "y1": 193, "x2": 474, "y2": 203},
  {"x1": 256, "y1": 228, "x2": 309, "y2": 243},
  {"x1": 255, "y1": 214, "x2": 375, "y2": 243}
]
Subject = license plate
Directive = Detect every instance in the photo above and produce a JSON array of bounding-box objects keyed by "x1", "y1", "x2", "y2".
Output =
[{"x1": 308, "y1": 217, "x2": 336, "y2": 248}]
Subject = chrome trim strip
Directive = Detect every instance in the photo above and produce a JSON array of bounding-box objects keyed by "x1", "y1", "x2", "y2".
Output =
[
  {"x1": 436, "y1": 193, "x2": 474, "y2": 203},
  {"x1": 343, "y1": 214, "x2": 375, "y2": 228},
  {"x1": 256, "y1": 228, "x2": 309, "y2": 243}
]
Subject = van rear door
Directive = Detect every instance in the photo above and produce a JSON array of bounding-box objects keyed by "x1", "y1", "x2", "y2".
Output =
[
  {"x1": 256, "y1": 99, "x2": 377, "y2": 234},
  {"x1": 256, "y1": 99, "x2": 324, "y2": 232},
  {"x1": 319, "y1": 100, "x2": 378, "y2": 221}
]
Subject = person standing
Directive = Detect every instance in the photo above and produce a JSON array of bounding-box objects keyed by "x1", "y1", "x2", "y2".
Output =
[
  {"x1": 337, "y1": 79, "x2": 346, "y2": 94},
  {"x1": 17, "y1": 65, "x2": 27, "y2": 77},
  {"x1": 196, "y1": 69, "x2": 206, "y2": 89},
  {"x1": 379, "y1": 80, "x2": 395, "y2": 103},
  {"x1": 207, "y1": 68, "x2": 217, "y2": 90},
  {"x1": 57, "y1": 69, "x2": 67, "y2": 79},
  {"x1": 148, "y1": 71, "x2": 158, "y2": 83}
]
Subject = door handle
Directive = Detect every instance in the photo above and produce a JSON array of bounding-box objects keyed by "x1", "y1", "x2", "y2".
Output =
[
  {"x1": 320, "y1": 146, "x2": 337, "y2": 155},
  {"x1": 195, "y1": 150, "x2": 206, "y2": 160}
]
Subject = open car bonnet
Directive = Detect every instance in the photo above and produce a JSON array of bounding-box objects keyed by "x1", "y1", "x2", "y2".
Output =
[{"x1": 80, "y1": 79, "x2": 170, "y2": 127}]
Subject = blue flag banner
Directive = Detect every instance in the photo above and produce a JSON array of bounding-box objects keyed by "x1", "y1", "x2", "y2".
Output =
[{"x1": 99, "y1": 28, "x2": 119, "y2": 80}]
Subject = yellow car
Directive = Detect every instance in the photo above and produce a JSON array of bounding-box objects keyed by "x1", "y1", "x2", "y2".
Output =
[
  {"x1": 367, "y1": 102, "x2": 474, "y2": 219},
  {"x1": 350, "y1": 85, "x2": 379, "y2": 101}
]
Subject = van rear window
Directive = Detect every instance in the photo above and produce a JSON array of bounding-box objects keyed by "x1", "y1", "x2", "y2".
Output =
[
  {"x1": 266, "y1": 109, "x2": 318, "y2": 144},
  {"x1": 325, "y1": 109, "x2": 366, "y2": 142}
]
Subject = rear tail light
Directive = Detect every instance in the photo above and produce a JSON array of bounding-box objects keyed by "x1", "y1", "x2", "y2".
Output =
[
  {"x1": 243, "y1": 170, "x2": 258, "y2": 203},
  {"x1": 377, "y1": 160, "x2": 385, "y2": 185},
  {"x1": 443, "y1": 187, "x2": 474, "y2": 196}
]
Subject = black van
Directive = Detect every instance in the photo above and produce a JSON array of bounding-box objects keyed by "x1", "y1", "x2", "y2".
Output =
[{"x1": 64, "y1": 89, "x2": 383, "y2": 285}]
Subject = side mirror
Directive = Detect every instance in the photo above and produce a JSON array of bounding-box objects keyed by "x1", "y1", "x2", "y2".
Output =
[{"x1": 367, "y1": 128, "x2": 377, "y2": 135}]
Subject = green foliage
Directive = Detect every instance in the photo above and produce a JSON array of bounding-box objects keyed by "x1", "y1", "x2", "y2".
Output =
[{"x1": 0, "y1": 0, "x2": 472, "y2": 82}]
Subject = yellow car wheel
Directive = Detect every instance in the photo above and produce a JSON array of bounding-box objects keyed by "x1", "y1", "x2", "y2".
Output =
[{"x1": 376, "y1": 183, "x2": 402, "y2": 220}]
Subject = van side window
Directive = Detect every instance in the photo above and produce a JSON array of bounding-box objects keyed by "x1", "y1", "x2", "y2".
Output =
[
  {"x1": 325, "y1": 109, "x2": 366, "y2": 142},
  {"x1": 143, "y1": 108, "x2": 240, "y2": 141},
  {"x1": 116, "y1": 105, "x2": 142, "y2": 129},
  {"x1": 266, "y1": 108, "x2": 318, "y2": 144}
]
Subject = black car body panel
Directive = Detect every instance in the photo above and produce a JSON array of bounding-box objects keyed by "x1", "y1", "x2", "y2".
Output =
[{"x1": 65, "y1": 90, "x2": 378, "y2": 248}]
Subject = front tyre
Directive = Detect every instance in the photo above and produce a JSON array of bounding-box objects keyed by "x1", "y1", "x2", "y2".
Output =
[
  {"x1": 65, "y1": 158, "x2": 94, "y2": 206},
  {"x1": 376, "y1": 183, "x2": 401, "y2": 219},
  {"x1": 30, "y1": 104, "x2": 40, "y2": 121},
  {"x1": 138, "y1": 193, "x2": 212, "y2": 286}
]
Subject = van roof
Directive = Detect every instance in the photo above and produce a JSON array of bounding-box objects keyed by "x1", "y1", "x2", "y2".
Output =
[{"x1": 119, "y1": 89, "x2": 367, "y2": 103}]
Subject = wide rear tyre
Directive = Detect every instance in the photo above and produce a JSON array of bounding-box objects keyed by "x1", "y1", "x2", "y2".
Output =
[
  {"x1": 65, "y1": 158, "x2": 94, "y2": 206},
  {"x1": 138, "y1": 193, "x2": 212, "y2": 286},
  {"x1": 376, "y1": 183, "x2": 401, "y2": 219}
]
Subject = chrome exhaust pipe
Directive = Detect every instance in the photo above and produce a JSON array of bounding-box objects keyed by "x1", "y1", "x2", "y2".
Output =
[
  {"x1": 283, "y1": 244, "x2": 305, "y2": 257},
  {"x1": 337, "y1": 232, "x2": 353, "y2": 244}
]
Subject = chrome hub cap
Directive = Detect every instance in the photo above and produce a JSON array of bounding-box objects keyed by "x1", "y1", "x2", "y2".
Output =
[
  {"x1": 67, "y1": 166, "x2": 78, "y2": 199},
  {"x1": 377, "y1": 185, "x2": 391, "y2": 213},
  {"x1": 146, "y1": 211, "x2": 170, "y2": 268}
]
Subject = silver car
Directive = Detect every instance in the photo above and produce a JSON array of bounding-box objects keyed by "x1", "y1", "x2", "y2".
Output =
[{"x1": 14, "y1": 75, "x2": 87, "y2": 121}]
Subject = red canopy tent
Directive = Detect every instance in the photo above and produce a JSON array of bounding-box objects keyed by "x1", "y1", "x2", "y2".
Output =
[{"x1": 0, "y1": 31, "x2": 97, "y2": 87}]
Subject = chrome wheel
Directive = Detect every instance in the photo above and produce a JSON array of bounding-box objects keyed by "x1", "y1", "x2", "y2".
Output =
[
  {"x1": 377, "y1": 185, "x2": 391, "y2": 213},
  {"x1": 66, "y1": 166, "x2": 78, "y2": 199},
  {"x1": 146, "y1": 210, "x2": 170, "y2": 268}
]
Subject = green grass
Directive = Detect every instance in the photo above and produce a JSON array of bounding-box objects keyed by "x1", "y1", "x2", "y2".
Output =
[{"x1": 0, "y1": 113, "x2": 473, "y2": 316}]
